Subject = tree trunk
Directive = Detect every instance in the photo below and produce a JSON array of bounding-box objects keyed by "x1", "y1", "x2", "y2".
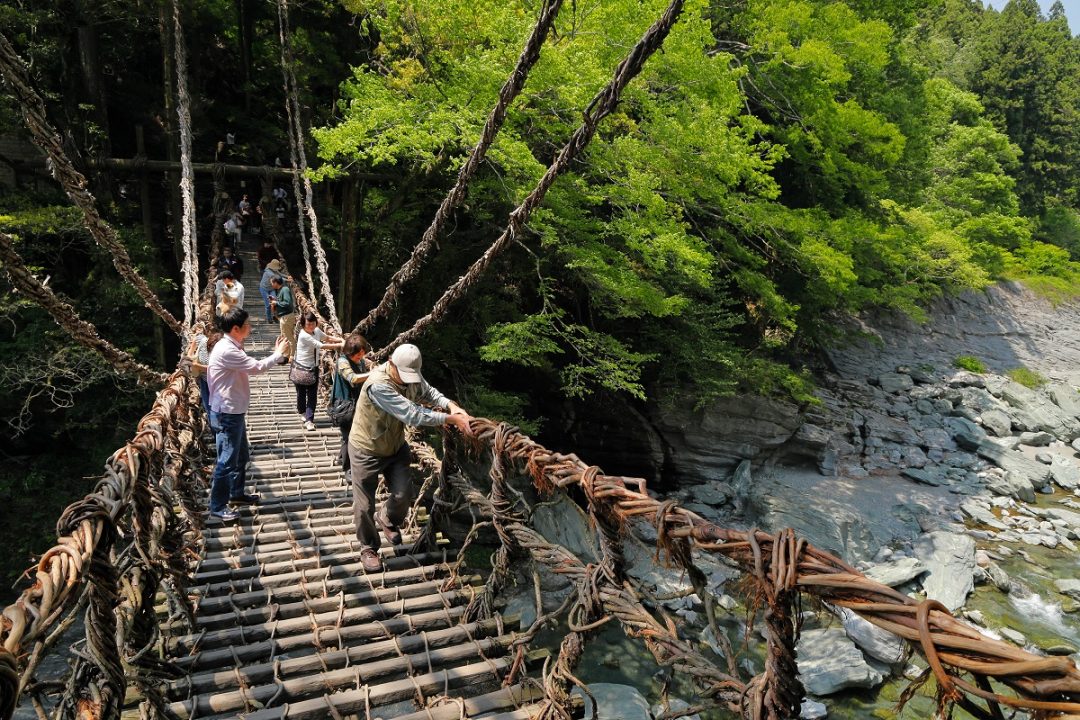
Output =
[
  {"x1": 236, "y1": 0, "x2": 254, "y2": 113},
  {"x1": 75, "y1": 23, "x2": 112, "y2": 201},
  {"x1": 136, "y1": 124, "x2": 168, "y2": 367}
]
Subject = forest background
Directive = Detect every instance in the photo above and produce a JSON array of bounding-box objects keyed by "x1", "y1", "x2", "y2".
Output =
[{"x1": 2, "y1": 0, "x2": 1080, "y2": 596}]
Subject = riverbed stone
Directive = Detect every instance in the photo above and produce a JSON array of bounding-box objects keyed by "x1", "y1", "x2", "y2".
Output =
[
  {"x1": 902, "y1": 467, "x2": 948, "y2": 486},
  {"x1": 651, "y1": 698, "x2": 700, "y2": 720},
  {"x1": 879, "y1": 373, "x2": 914, "y2": 394},
  {"x1": 915, "y1": 531, "x2": 976, "y2": 611},
  {"x1": 1019, "y1": 431, "x2": 1054, "y2": 446},
  {"x1": 796, "y1": 628, "x2": 886, "y2": 696},
  {"x1": 980, "y1": 409, "x2": 1013, "y2": 437},
  {"x1": 572, "y1": 683, "x2": 650, "y2": 720},
  {"x1": 1048, "y1": 455, "x2": 1080, "y2": 490},
  {"x1": 984, "y1": 470, "x2": 1037, "y2": 502},
  {"x1": 863, "y1": 557, "x2": 926, "y2": 587},
  {"x1": 801, "y1": 699, "x2": 828, "y2": 719},
  {"x1": 836, "y1": 607, "x2": 906, "y2": 664},
  {"x1": 1055, "y1": 579, "x2": 1080, "y2": 602}
]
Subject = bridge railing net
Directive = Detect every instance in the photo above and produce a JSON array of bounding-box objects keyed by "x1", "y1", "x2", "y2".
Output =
[
  {"x1": 421, "y1": 418, "x2": 1080, "y2": 720},
  {"x1": 0, "y1": 371, "x2": 207, "y2": 720}
]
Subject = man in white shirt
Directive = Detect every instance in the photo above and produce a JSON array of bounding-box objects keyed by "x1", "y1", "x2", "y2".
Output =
[
  {"x1": 207, "y1": 308, "x2": 288, "y2": 521},
  {"x1": 215, "y1": 270, "x2": 245, "y2": 312}
]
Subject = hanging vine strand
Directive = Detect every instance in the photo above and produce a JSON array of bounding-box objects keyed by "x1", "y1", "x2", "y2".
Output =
[
  {"x1": 0, "y1": 30, "x2": 184, "y2": 338},
  {"x1": 353, "y1": 0, "x2": 566, "y2": 336},
  {"x1": 280, "y1": 3, "x2": 341, "y2": 331},
  {"x1": 0, "y1": 231, "x2": 168, "y2": 386},
  {"x1": 172, "y1": 0, "x2": 201, "y2": 333},
  {"x1": 372, "y1": 0, "x2": 687, "y2": 360}
]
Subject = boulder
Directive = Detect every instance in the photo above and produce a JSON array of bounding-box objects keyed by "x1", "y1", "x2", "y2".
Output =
[
  {"x1": 985, "y1": 470, "x2": 1037, "y2": 503},
  {"x1": 864, "y1": 557, "x2": 927, "y2": 587},
  {"x1": 859, "y1": 409, "x2": 921, "y2": 446},
  {"x1": 836, "y1": 607, "x2": 905, "y2": 664},
  {"x1": 914, "y1": 531, "x2": 976, "y2": 611},
  {"x1": 796, "y1": 628, "x2": 886, "y2": 696},
  {"x1": 572, "y1": 683, "x2": 651, "y2": 720},
  {"x1": 651, "y1": 698, "x2": 701, "y2": 720},
  {"x1": 1048, "y1": 383, "x2": 1080, "y2": 417},
  {"x1": 532, "y1": 494, "x2": 598, "y2": 561},
  {"x1": 973, "y1": 440, "x2": 1051, "y2": 493},
  {"x1": 979, "y1": 409, "x2": 1013, "y2": 437},
  {"x1": 801, "y1": 699, "x2": 828, "y2": 719},
  {"x1": 687, "y1": 482, "x2": 733, "y2": 506},
  {"x1": 901, "y1": 467, "x2": 948, "y2": 486},
  {"x1": 1049, "y1": 455, "x2": 1080, "y2": 490},
  {"x1": 1019, "y1": 431, "x2": 1054, "y2": 446},
  {"x1": 878, "y1": 373, "x2": 914, "y2": 394}
]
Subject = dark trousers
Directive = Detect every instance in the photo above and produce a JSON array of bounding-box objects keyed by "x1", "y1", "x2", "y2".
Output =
[
  {"x1": 348, "y1": 443, "x2": 412, "y2": 550},
  {"x1": 295, "y1": 371, "x2": 319, "y2": 422},
  {"x1": 338, "y1": 423, "x2": 351, "y2": 470},
  {"x1": 209, "y1": 412, "x2": 249, "y2": 513}
]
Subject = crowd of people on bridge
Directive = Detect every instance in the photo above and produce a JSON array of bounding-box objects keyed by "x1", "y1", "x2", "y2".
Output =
[{"x1": 190, "y1": 234, "x2": 474, "y2": 569}]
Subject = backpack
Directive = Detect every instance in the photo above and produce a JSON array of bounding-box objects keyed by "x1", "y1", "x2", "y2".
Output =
[{"x1": 326, "y1": 363, "x2": 356, "y2": 427}]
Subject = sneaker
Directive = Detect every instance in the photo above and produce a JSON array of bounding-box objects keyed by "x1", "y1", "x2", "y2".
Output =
[
  {"x1": 229, "y1": 493, "x2": 259, "y2": 505},
  {"x1": 304, "y1": 421, "x2": 316, "y2": 432},
  {"x1": 375, "y1": 509, "x2": 403, "y2": 546},
  {"x1": 360, "y1": 547, "x2": 382, "y2": 573},
  {"x1": 210, "y1": 508, "x2": 239, "y2": 522}
]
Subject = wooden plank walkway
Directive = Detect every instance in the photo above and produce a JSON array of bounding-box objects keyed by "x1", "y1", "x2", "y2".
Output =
[{"x1": 159, "y1": 243, "x2": 553, "y2": 719}]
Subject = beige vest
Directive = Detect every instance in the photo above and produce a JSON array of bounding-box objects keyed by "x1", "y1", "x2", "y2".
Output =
[{"x1": 348, "y1": 363, "x2": 420, "y2": 456}]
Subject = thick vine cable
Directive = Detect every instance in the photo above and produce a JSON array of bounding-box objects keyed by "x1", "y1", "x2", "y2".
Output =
[
  {"x1": 0, "y1": 30, "x2": 184, "y2": 338},
  {"x1": 372, "y1": 0, "x2": 686, "y2": 360},
  {"x1": 0, "y1": 231, "x2": 168, "y2": 386},
  {"x1": 353, "y1": 0, "x2": 565, "y2": 336},
  {"x1": 275, "y1": 0, "x2": 329, "y2": 324},
  {"x1": 451, "y1": 417, "x2": 1080, "y2": 719},
  {"x1": 172, "y1": 0, "x2": 201, "y2": 333}
]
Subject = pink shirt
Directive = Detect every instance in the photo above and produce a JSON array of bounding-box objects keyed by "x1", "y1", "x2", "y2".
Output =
[{"x1": 207, "y1": 335, "x2": 281, "y2": 414}]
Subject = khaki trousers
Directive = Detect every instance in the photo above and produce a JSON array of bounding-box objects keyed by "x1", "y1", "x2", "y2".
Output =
[{"x1": 279, "y1": 313, "x2": 297, "y2": 359}]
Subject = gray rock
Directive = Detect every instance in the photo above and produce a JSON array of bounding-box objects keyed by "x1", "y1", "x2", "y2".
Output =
[
  {"x1": 915, "y1": 399, "x2": 936, "y2": 415},
  {"x1": 914, "y1": 531, "x2": 976, "y2": 611},
  {"x1": 1072, "y1": 437, "x2": 1080, "y2": 454},
  {"x1": 1049, "y1": 455, "x2": 1080, "y2": 490},
  {"x1": 572, "y1": 683, "x2": 651, "y2": 720},
  {"x1": 985, "y1": 562, "x2": 1011, "y2": 592},
  {"x1": 902, "y1": 467, "x2": 948, "y2": 486},
  {"x1": 1000, "y1": 627, "x2": 1027, "y2": 645},
  {"x1": 985, "y1": 470, "x2": 1037, "y2": 503},
  {"x1": 1055, "y1": 579, "x2": 1080, "y2": 602},
  {"x1": 919, "y1": 428, "x2": 956, "y2": 451},
  {"x1": 1048, "y1": 383, "x2": 1080, "y2": 417},
  {"x1": 1036, "y1": 451, "x2": 1055, "y2": 464},
  {"x1": 859, "y1": 409, "x2": 921, "y2": 445},
  {"x1": 533, "y1": 494, "x2": 598, "y2": 561},
  {"x1": 796, "y1": 628, "x2": 886, "y2": 696},
  {"x1": 974, "y1": 441, "x2": 1051, "y2": 495},
  {"x1": 948, "y1": 371, "x2": 985, "y2": 388},
  {"x1": 837, "y1": 607, "x2": 905, "y2": 664},
  {"x1": 960, "y1": 500, "x2": 1007, "y2": 529},
  {"x1": 1019, "y1": 431, "x2": 1054, "y2": 446},
  {"x1": 801, "y1": 699, "x2": 828, "y2": 719},
  {"x1": 980, "y1": 409, "x2": 1013, "y2": 437},
  {"x1": 879, "y1": 373, "x2": 914, "y2": 394},
  {"x1": 651, "y1": 698, "x2": 701, "y2": 720},
  {"x1": 687, "y1": 482, "x2": 733, "y2": 506},
  {"x1": 863, "y1": 557, "x2": 926, "y2": 587}
]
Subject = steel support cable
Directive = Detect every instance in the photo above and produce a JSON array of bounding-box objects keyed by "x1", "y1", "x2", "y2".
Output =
[
  {"x1": 171, "y1": 0, "x2": 201, "y2": 334},
  {"x1": 371, "y1": 0, "x2": 686, "y2": 361},
  {"x1": 0, "y1": 232, "x2": 168, "y2": 385},
  {"x1": 0, "y1": 372, "x2": 193, "y2": 720},
  {"x1": 454, "y1": 417, "x2": 1080, "y2": 718},
  {"x1": 0, "y1": 31, "x2": 184, "y2": 338},
  {"x1": 274, "y1": 0, "x2": 318, "y2": 311},
  {"x1": 353, "y1": 0, "x2": 566, "y2": 336}
]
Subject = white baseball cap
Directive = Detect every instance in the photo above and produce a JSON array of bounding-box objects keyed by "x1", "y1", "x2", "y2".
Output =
[{"x1": 390, "y1": 344, "x2": 423, "y2": 383}]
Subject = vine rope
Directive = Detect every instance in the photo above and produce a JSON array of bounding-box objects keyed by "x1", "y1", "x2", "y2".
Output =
[
  {"x1": 0, "y1": 231, "x2": 167, "y2": 386},
  {"x1": 353, "y1": 0, "x2": 566, "y2": 336},
  {"x1": 0, "y1": 30, "x2": 183, "y2": 338},
  {"x1": 372, "y1": 0, "x2": 687, "y2": 361},
  {"x1": 172, "y1": 0, "x2": 201, "y2": 334}
]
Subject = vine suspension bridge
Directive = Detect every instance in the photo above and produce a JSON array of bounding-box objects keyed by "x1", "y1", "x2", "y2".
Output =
[{"x1": 2, "y1": 0, "x2": 1080, "y2": 717}]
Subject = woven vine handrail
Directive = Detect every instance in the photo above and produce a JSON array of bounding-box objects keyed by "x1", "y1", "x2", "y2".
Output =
[
  {"x1": 0, "y1": 371, "x2": 206, "y2": 720},
  {"x1": 445, "y1": 417, "x2": 1080, "y2": 719}
]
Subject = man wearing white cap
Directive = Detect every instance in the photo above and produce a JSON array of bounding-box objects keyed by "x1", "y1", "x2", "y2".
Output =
[{"x1": 347, "y1": 343, "x2": 473, "y2": 572}]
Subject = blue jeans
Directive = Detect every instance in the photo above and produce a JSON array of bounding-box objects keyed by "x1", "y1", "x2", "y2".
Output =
[
  {"x1": 295, "y1": 369, "x2": 319, "y2": 422},
  {"x1": 196, "y1": 375, "x2": 211, "y2": 418},
  {"x1": 209, "y1": 412, "x2": 250, "y2": 512},
  {"x1": 259, "y1": 286, "x2": 274, "y2": 322}
]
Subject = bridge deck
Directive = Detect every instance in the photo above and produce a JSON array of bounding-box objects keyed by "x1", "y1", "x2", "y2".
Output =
[{"x1": 161, "y1": 245, "x2": 549, "y2": 719}]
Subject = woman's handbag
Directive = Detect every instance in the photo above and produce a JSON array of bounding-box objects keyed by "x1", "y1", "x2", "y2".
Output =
[
  {"x1": 289, "y1": 361, "x2": 317, "y2": 386},
  {"x1": 325, "y1": 366, "x2": 356, "y2": 426}
]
